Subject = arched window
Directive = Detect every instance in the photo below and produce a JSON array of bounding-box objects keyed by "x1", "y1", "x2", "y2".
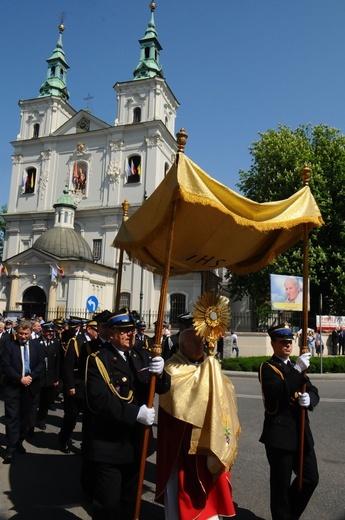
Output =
[
  {"x1": 119, "y1": 292, "x2": 131, "y2": 309},
  {"x1": 60, "y1": 68, "x2": 64, "y2": 79},
  {"x1": 145, "y1": 47, "x2": 150, "y2": 59},
  {"x1": 126, "y1": 155, "x2": 141, "y2": 184},
  {"x1": 169, "y1": 293, "x2": 186, "y2": 327},
  {"x1": 50, "y1": 66, "x2": 55, "y2": 77},
  {"x1": 133, "y1": 107, "x2": 141, "y2": 123},
  {"x1": 22, "y1": 167, "x2": 36, "y2": 194},
  {"x1": 72, "y1": 161, "x2": 88, "y2": 193},
  {"x1": 33, "y1": 123, "x2": 40, "y2": 138}
]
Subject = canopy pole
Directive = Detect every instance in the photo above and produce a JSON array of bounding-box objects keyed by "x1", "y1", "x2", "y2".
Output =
[
  {"x1": 298, "y1": 163, "x2": 311, "y2": 491},
  {"x1": 134, "y1": 129, "x2": 188, "y2": 519},
  {"x1": 114, "y1": 200, "x2": 130, "y2": 310}
]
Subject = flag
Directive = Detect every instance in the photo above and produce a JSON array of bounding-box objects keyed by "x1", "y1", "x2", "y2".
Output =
[
  {"x1": 56, "y1": 264, "x2": 65, "y2": 277},
  {"x1": 50, "y1": 265, "x2": 58, "y2": 282},
  {"x1": 0, "y1": 264, "x2": 8, "y2": 277},
  {"x1": 21, "y1": 171, "x2": 28, "y2": 192},
  {"x1": 125, "y1": 158, "x2": 132, "y2": 181},
  {"x1": 137, "y1": 163, "x2": 141, "y2": 175},
  {"x1": 130, "y1": 160, "x2": 137, "y2": 175}
]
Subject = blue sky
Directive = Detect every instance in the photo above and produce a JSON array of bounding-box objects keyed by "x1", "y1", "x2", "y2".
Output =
[{"x1": 1, "y1": 0, "x2": 345, "y2": 209}]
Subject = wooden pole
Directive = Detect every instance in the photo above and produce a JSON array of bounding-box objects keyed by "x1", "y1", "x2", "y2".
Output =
[
  {"x1": 133, "y1": 128, "x2": 188, "y2": 519},
  {"x1": 114, "y1": 199, "x2": 130, "y2": 310},
  {"x1": 298, "y1": 163, "x2": 311, "y2": 490}
]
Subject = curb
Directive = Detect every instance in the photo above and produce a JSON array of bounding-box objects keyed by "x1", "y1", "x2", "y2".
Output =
[{"x1": 223, "y1": 370, "x2": 345, "y2": 379}]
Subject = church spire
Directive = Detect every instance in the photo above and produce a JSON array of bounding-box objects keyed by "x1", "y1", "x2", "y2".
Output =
[
  {"x1": 133, "y1": 2, "x2": 164, "y2": 80},
  {"x1": 39, "y1": 21, "x2": 70, "y2": 101}
]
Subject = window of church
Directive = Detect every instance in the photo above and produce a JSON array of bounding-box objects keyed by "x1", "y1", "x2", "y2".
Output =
[
  {"x1": 33, "y1": 123, "x2": 40, "y2": 138},
  {"x1": 145, "y1": 47, "x2": 150, "y2": 59},
  {"x1": 72, "y1": 161, "x2": 88, "y2": 193},
  {"x1": 169, "y1": 293, "x2": 186, "y2": 327},
  {"x1": 93, "y1": 239, "x2": 102, "y2": 262},
  {"x1": 22, "y1": 167, "x2": 36, "y2": 194},
  {"x1": 60, "y1": 68, "x2": 64, "y2": 79},
  {"x1": 133, "y1": 107, "x2": 141, "y2": 123},
  {"x1": 119, "y1": 292, "x2": 131, "y2": 309},
  {"x1": 126, "y1": 155, "x2": 141, "y2": 184},
  {"x1": 50, "y1": 66, "x2": 55, "y2": 77}
]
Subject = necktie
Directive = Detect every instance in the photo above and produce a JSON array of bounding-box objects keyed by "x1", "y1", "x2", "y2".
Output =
[
  {"x1": 24, "y1": 344, "x2": 30, "y2": 375},
  {"x1": 124, "y1": 351, "x2": 130, "y2": 361},
  {"x1": 287, "y1": 359, "x2": 291, "y2": 368}
]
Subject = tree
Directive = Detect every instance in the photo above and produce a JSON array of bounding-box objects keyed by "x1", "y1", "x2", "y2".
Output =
[
  {"x1": 0, "y1": 204, "x2": 7, "y2": 260},
  {"x1": 226, "y1": 124, "x2": 345, "y2": 316}
]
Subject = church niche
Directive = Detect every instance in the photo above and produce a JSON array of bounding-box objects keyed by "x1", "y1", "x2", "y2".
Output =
[{"x1": 72, "y1": 161, "x2": 88, "y2": 193}]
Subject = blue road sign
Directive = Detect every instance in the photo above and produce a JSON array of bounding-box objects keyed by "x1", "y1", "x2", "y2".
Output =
[{"x1": 86, "y1": 295, "x2": 99, "y2": 313}]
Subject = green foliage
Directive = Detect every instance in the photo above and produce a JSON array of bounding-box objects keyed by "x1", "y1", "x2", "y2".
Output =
[
  {"x1": 0, "y1": 204, "x2": 7, "y2": 260},
  {"x1": 227, "y1": 124, "x2": 345, "y2": 315},
  {"x1": 221, "y1": 355, "x2": 345, "y2": 373}
]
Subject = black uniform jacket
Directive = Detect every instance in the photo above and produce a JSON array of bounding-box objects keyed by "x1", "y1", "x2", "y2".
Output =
[
  {"x1": 85, "y1": 344, "x2": 171, "y2": 465},
  {"x1": 258, "y1": 355, "x2": 319, "y2": 451},
  {"x1": 2, "y1": 338, "x2": 45, "y2": 396},
  {"x1": 63, "y1": 334, "x2": 88, "y2": 397},
  {"x1": 39, "y1": 337, "x2": 61, "y2": 387}
]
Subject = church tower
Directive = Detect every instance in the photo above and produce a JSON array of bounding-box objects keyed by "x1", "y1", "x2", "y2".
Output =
[
  {"x1": 113, "y1": 1, "x2": 179, "y2": 198},
  {"x1": 17, "y1": 22, "x2": 75, "y2": 142}
]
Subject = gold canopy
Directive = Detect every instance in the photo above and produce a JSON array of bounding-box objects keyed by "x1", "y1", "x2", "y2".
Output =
[{"x1": 112, "y1": 153, "x2": 323, "y2": 275}]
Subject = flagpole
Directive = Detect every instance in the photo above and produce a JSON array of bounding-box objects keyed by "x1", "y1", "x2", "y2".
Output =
[
  {"x1": 114, "y1": 199, "x2": 130, "y2": 310},
  {"x1": 133, "y1": 128, "x2": 188, "y2": 520},
  {"x1": 298, "y1": 163, "x2": 311, "y2": 490}
]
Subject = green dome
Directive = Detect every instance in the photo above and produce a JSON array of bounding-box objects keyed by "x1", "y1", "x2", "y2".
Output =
[
  {"x1": 33, "y1": 227, "x2": 93, "y2": 261},
  {"x1": 54, "y1": 190, "x2": 76, "y2": 208}
]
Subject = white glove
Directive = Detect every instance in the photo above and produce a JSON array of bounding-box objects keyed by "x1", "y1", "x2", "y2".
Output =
[
  {"x1": 149, "y1": 356, "x2": 164, "y2": 376},
  {"x1": 298, "y1": 392, "x2": 311, "y2": 408},
  {"x1": 136, "y1": 405, "x2": 155, "y2": 426},
  {"x1": 294, "y1": 352, "x2": 311, "y2": 373}
]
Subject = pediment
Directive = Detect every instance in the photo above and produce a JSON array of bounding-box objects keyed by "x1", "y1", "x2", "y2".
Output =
[
  {"x1": 52, "y1": 110, "x2": 111, "y2": 137},
  {"x1": 5, "y1": 248, "x2": 56, "y2": 266}
]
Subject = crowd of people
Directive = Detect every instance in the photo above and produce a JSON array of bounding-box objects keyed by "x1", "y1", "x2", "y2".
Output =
[{"x1": 0, "y1": 312, "x2": 320, "y2": 520}]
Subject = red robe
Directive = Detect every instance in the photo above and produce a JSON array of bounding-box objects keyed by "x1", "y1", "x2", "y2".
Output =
[{"x1": 155, "y1": 407, "x2": 236, "y2": 519}]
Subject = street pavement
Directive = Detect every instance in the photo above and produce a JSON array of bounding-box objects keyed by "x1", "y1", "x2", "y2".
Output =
[{"x1": 0, "y1": 372, "x2": 344, "y2": 519}]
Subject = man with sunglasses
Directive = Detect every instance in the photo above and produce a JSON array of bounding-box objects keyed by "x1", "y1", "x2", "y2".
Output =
[
  {"x1": 259, "y1": 323, "x2": 319, "y2": 520},
  {"x1": 84, "y1": 309, "x2": 170, "y2": 520}
]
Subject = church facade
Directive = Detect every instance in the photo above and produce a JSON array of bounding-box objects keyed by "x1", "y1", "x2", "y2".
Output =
[{"x1": 0, "y1": 4, "x2": 218, "y2": 325}]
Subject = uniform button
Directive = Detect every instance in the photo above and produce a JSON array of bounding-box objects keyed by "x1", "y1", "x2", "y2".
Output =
[{"x1": 122, "y1": 377, "x2": 127, "y2": 382}]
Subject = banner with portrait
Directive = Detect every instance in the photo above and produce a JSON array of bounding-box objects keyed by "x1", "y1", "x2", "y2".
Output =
[{"x1": 270, "y1": 274, "x2": 308, "y2": 311}]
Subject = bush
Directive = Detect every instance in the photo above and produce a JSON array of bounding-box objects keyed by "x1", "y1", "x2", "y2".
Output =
[{"x1": 221, "y1": 356, "x2": 345, "y2": 373}]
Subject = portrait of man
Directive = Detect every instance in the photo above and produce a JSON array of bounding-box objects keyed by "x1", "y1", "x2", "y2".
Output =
[{"x1": 284, "y1": 277, "x2": 302, "y2": 303}]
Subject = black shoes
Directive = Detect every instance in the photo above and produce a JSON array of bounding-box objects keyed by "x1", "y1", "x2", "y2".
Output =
[
  {"x1": 27, "y1": 427, "x2": 34, "y2": 438},
  {"x1": 3, "y1": 452, "x2": 13, "y2": 464},
  {"x1": 36, "y1": 422, "x2": 46, "y2": 430}
]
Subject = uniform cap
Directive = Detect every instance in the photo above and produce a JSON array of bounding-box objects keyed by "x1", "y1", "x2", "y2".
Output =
[
  {"x1": 68, "y1": 316, "x2": 83, "y2": 327},
  {"x1": 53, "y1": 319, "x2": 64, "y2": 328},
  {"x1": 107, "y1": 310, "x2": 136, "y2": 329},
  {"x1": 136, "y1": 321, "x2": 146, "y2": 329},
  {"x1": 177, "y1": 312, "x2": 194, "y2": 327},
  {"x1": 42, "y1": 322, "x2": 55, "y2": 332},
  {"x1": 268, "y1": 323, "x2": 294, "y2": 341},
  {"x1": 86, "y1": 320, "x2": 98, "y2": 330},
  {"x1": 92, "y1": 310, "x2": 113, "y2": 324}
]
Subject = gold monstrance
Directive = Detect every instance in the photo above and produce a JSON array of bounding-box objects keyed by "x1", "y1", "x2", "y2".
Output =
[{"x1": 193, "y1": 291, "x2": 230, "y2": 356}]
